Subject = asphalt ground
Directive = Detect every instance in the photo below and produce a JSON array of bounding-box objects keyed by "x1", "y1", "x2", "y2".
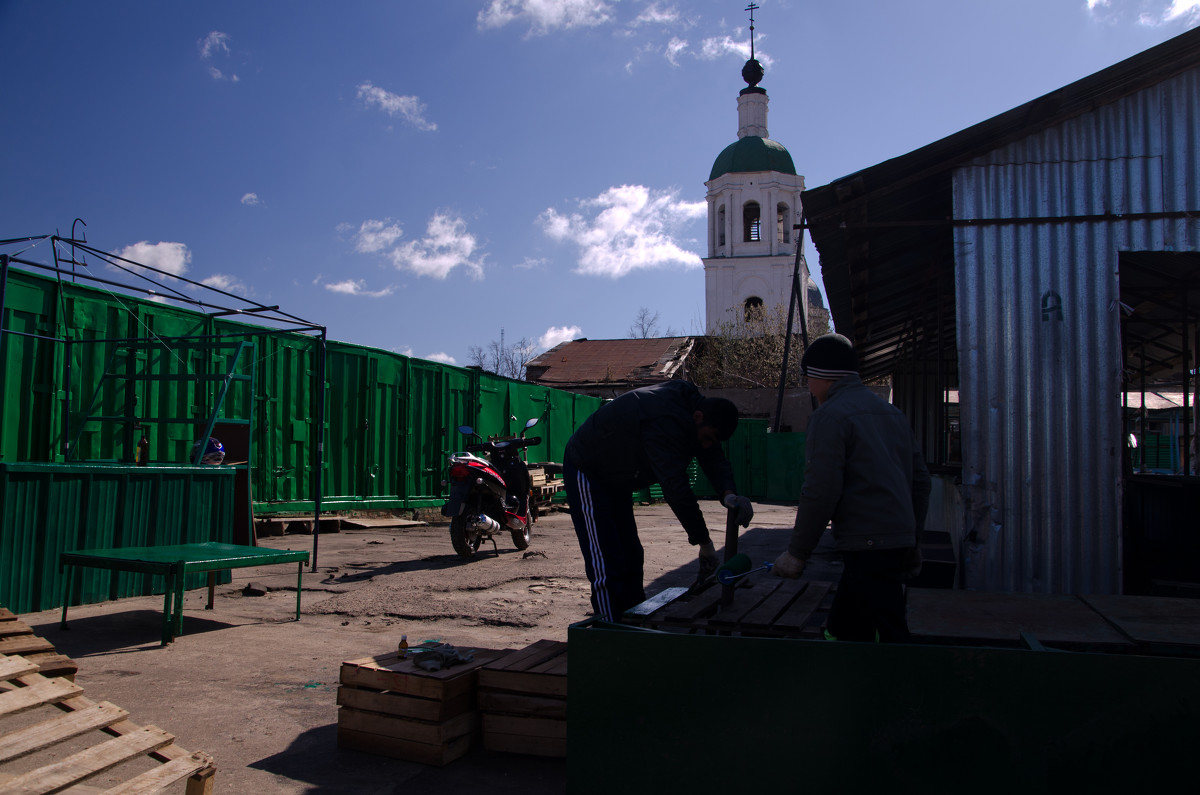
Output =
[{"x1": 12, "y1": 499, "x2": 832, "y2": 793}]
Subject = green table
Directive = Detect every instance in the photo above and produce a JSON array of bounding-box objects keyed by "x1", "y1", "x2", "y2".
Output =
[{"x1": 60, "y1": 542, "x2": 310, "y2": 645}]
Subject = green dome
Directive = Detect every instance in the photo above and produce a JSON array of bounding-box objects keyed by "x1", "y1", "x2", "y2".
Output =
[{"x1": 709, "y1": 136, "x2": 795, "y2": 181}]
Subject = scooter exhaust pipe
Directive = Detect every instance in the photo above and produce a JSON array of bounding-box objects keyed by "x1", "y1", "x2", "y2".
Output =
[{"x1": 470, "y1": 514, "x2": 502, "y2": 534}]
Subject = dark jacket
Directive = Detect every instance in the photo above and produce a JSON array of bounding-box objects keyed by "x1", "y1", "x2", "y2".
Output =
[
  {"x1": 564, "y1": 381, "x2": 736, "y2": 546},
  {"x1": 789, "y1": 375, "x2": 931, "y2": 557}
]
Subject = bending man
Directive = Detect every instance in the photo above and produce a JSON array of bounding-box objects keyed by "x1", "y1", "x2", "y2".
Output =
[{"x1": 565, "y1": 381, "x2": 754, "y2": 621}]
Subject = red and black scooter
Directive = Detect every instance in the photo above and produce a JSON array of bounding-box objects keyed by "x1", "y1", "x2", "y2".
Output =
[{"x1": 441, "y1": 418, "x2": 540, "y2": 558}]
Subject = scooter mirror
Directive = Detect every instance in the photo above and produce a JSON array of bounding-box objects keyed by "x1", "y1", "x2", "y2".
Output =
[
  {"x1": 457, "y1": 425, "x2": 475, "y2": 436},
  {"x1": 525, "y1": 417, "x2": 539, "y2": 429}
]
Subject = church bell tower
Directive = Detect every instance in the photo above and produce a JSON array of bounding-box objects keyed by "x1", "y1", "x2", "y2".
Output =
[{"x1": 703, "y1": 7, "x2": 810, "y2": 334}]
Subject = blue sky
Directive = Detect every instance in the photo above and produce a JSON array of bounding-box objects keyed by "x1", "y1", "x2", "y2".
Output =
[{"x1": 3, "y1": 0, "x2": 1198, "y2": 366}]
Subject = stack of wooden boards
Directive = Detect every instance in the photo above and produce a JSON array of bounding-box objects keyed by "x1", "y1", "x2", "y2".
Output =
[
  {"x1": 0, "y1": 611, "x2": 215, "y2": 793},
  {"x1": 479, "y1": 639, "x2": 567, "y2": 758},
  {"x1": 528, "y1": 463, "x2": 564, "y2": 506},
  {"x1": 337, "y1": 645, "x2": 511, "y2": 766},
  {"x1": 0, "y1": 609, "x2": 77, "y2": 682},
  {"x1": 338, "y1": 638, "x2": 568, "y2": 765}
]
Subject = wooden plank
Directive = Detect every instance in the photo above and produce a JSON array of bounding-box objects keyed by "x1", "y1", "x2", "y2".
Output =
[
  {"x1": 0, "y1": 676, "x2": 84, "y2": 716},
  {"x1": 19, "y1": 654, "x2": 77, "y2": 682},
  {"x1": 97, "y1": 750, "x2": 214, "y2": 795},
  {"x1": 770, "y1": 581, "x2": 833, "y2": 636},
  {"x1": 736, "y1": 579, "x2": 824, "y2": 632},
  {"x1": 700, "y1": 583, "x2": 787, "y2": 634},
  {"x1": 0, "y1": 637, "x2": 54, "y2": 657},
  {"x1": 0, "y1": 656, "x2": 40, "y2": 681},
  {"x1": 480, "y1": 640, "x2": 561, "y2": 673},
  {"x1": 0, "y1": 622, "x2": 32, "y2": 639},
  {"x1": 0, "y1": 725, "x2": 174, "y2": 795},
  {"x1": 482, "y1": 714, "x2": 565, "y2": 740},
  {"x1": 339, "y1": 647, "x2": 508, "y2": 700},
  {"x1": 482, "y1": 730, "x2": 566, "y2": 758},
  {"x1": 1079, "y1": 594, "x2": 1200, "y2": 648},
  {"x1": 653, "y1": 586, "x2": 723, "y2": 625},
  {"x1": 337, "y1": 707, "x2": 478, "y2": 746},
  {"x1": 337, "y1": 726, "x2": 473, "y2": 766},
  {"x1": 0, "y1": 609, "x2": 17, "y2": 622},
  {"x1": 908, "y1": 589, "x2": 1132, "y2": 648},
  {"x1": 336, "y1": 686, "x2": 473, "y2": 722},
  {"x1": 0, "y1": 701, "x2": 128, "y2": 763},
  {"x1": 478, "y1": 689, "x2": 567, "y2": 720}
]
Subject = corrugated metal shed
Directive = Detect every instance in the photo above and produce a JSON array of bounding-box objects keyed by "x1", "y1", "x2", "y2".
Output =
[{"x1": 802, "y1": 26, "x2": 1200, "y2": 594}]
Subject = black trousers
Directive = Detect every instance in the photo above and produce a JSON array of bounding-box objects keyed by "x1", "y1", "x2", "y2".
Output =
[
  {"x1": 564, "y1": 462, "x2": 645, "y2": 622},
  {"x1": 827, "y1": 547, "x2": 912, "y2": 643}
]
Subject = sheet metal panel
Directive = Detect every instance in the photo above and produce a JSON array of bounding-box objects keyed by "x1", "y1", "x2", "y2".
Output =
[{"x1": 954, "y1": 70, "x2": 1200, "y2": 593}]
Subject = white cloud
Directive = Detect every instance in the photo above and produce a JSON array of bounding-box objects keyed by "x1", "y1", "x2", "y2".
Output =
[
  {"x1": 1162, "y1": 0, "x2": 1200, "y2": 23},
  {"x1": 477, "y1": 0, "x2": 613, "y2": 35},
  {"x1": 350, "y1": 218, "x2": 404, "y2": 253},
  {"x1": 240, "y1": 192, "x2": 261, "y2": 206},
  {"x1": 357, "y1": 81, "x2": 437, "y2": 131},
  {"x1": 538, "y1": 185, "x2": 704, "y2": 278},
  {"x1": 113, "y1": 241, "x2": 191, "y2": 278},
  {"x1": 633, "y1": 4, "x2": 681, "y2": 26},
  {"x1": 699, "y1": 34, "x2": 773, "y2": 68},
  {"x1": 324, "y1": 279, "x2": 394, "y2": 298},
  {"x1": 198, "y1": 31, "x2": 230, "y2": 59},
  {"x1": 199, "y1": 31, "x2": 239, "y2": 81},
  {"x1": 424, "y1": 352, "x2": 457, "y2": 365},
  {"x1": 516, "y1": 256, "x2": 547, "y2": 270},
  {"x1": 538, "y1": 325, "x2": 582, "y2": 351},
  {"x1": 201, "y1": 273, "x2": 248, "y2": 295},
  {"x1": 387, "y1": 213, "x2": 484, "y2": 279},
  {"x1": 1087, "y1": 0, "x2": 1200, "y2": 25},
  {"x1": 665, "y1": 37, "x2": 689, "y2": 66}
]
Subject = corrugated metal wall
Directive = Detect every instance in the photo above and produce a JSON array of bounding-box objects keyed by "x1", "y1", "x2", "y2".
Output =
[{"x1": 954, "y1": 68, "x2": 1200, "y2": 593}]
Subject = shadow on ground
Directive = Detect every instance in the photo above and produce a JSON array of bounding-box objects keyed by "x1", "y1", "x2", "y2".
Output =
[{"x1": 250, "y1": 724, "x2": 567, "y2": 794}]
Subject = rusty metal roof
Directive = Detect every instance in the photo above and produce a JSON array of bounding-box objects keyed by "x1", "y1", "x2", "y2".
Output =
[
  {"x1": 802, "y1": 25, "x2": 1200, "y2": 381},
  {"x1": 525, "y1": 337, "x2": 696, "y2": 388}
]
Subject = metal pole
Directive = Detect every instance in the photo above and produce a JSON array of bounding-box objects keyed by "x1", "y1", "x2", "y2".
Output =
[
  {"x1": 311, "y1": 330, "x2": 327, "y2": 571},
  {"x1": 773, "y1": 214, "x2": 811, "y2": 432}
]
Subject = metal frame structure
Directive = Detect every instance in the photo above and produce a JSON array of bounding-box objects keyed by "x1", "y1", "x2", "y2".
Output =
[{"x1": 0, "y1": 233, "x2": 330, "y2": 568}]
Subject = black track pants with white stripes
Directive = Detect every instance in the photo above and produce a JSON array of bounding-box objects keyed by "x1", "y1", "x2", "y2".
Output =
[{"x1": 564, "y1": 461, "x2": 645, "y2": 621}]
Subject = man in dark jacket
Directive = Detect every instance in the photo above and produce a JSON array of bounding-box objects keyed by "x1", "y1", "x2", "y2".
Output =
[
  {"x1": 564, "y1": 381, "x2": 754, "y2": 621},
  {"x1": 774, "y1": 334, "x2": 931, "y2": 642}
]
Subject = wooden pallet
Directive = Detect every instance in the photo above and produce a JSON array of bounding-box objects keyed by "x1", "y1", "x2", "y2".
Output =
[
  {"x1": 0, "y1": 610, "x2": 76, "y2": 683},
  {"x1": 626, "y1": 580, "x2": 835, "y2": 638},
  {"x1": 477, "y1": 640, "x2": 567, "y2": 758},
  {"x1": 0, "y1": 654, "x2": 215, "y2": 794},
  {"x1": 337, "y1": 645, "x2": 511, "y2": 766}
]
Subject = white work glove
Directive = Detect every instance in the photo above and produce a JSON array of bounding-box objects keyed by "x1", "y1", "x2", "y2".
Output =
[
  {"x1": 772, "y1": 550, "x2": 806, "y2": 579},
  {"x1": 722, "y1": 494, "x2": 754, "y2": 528},
  {"x1": 698, "y1": 541, "x2": 720, "y2": 580}
]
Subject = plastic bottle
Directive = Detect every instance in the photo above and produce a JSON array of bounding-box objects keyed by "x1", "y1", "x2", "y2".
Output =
[{"x1": 398, "y1": 634, "x2": 409, "y2": 659}]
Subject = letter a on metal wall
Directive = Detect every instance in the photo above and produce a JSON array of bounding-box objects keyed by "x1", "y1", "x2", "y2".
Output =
[{"x1": 1041, "y1": 291, "x2": 1064, "y2": 322}]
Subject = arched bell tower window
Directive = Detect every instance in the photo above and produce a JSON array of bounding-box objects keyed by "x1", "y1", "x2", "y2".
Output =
[
  {"x1": 743, "y1": 202, "x2": 761, "y2": 242},
  {"x1": 777, "y1": 203, "x2": 790, "y2": 244},
  {"x1": 744, "y1": 296, "x2": 765, "y2": 323},
  {"x1": 717, "y1": 205, "x2": 726, "y2": 247}
]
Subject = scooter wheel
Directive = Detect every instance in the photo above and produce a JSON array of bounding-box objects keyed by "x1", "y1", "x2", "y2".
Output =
[
  {"x1": 450, "y1": 515, "x2": 482, "y2": 558},
  {"x1": 510, "y1": 521, "x2": 531, "y2": 551}
]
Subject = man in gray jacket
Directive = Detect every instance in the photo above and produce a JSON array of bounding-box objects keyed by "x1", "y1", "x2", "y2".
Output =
[
  {"x1": 774, "y1": 334, "x2": 931, "y2": 642},
  {"x1": 565, "y1": 381, "x2": 754, "y2": 621}
]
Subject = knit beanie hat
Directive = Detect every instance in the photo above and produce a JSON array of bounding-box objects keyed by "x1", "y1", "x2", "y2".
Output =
[{"x1": 800, "y1": 333, "x2": 858, "y2": 380}]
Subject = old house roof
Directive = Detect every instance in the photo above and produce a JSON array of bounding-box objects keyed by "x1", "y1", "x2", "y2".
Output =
[{"x1": 525, "y1": 337, "x2": 695, "y2": 388}]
